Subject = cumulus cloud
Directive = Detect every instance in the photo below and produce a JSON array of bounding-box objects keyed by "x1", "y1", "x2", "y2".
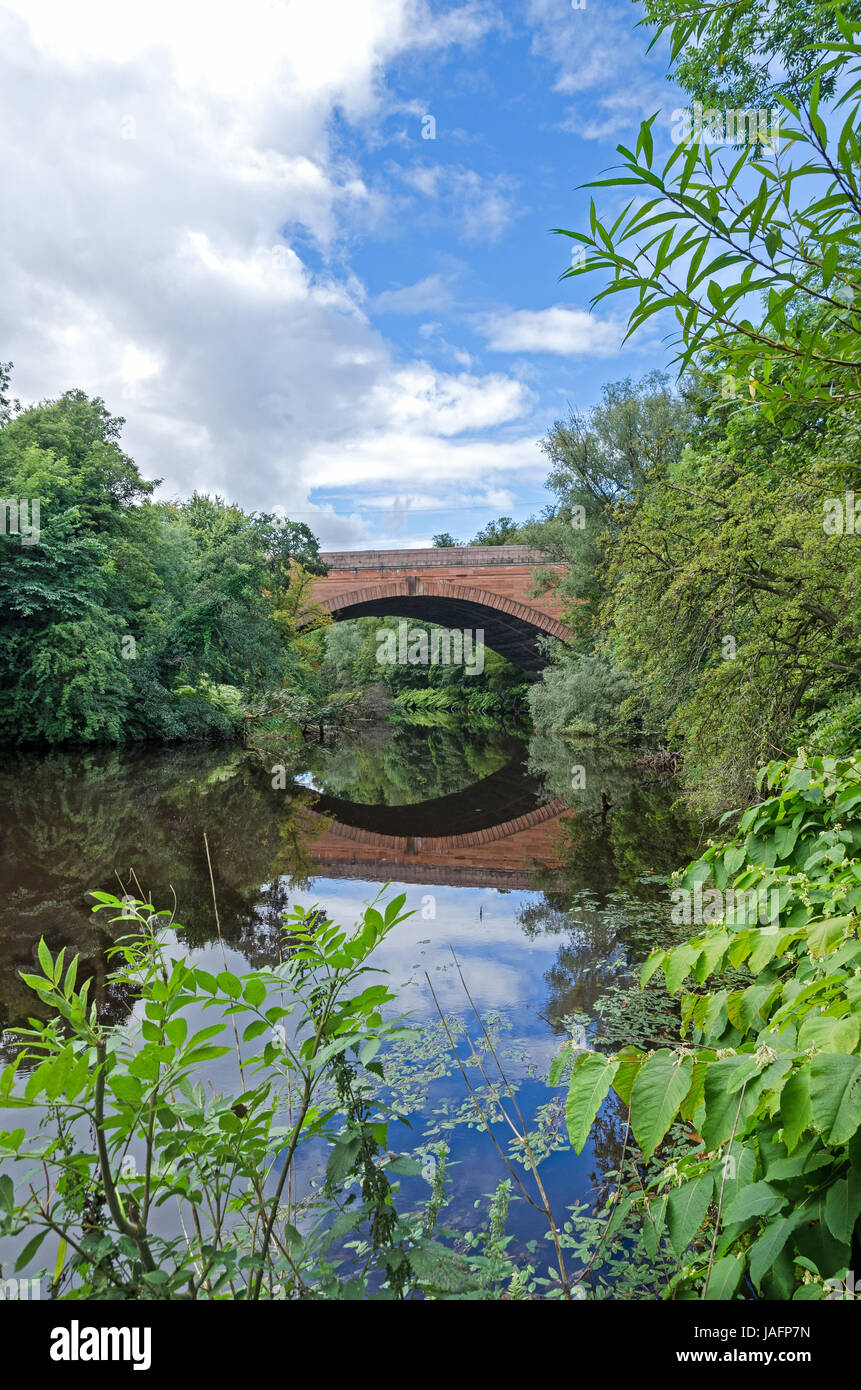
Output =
[
  {"x1": 480, "y1": 305, "x2": 621, "y2": 355},
  {"x1": 0, "y1": 0, "x2": 536, "y2": 548},
  {"x1": 389, "y1": 162, "x2": 521, "y2": 241}
]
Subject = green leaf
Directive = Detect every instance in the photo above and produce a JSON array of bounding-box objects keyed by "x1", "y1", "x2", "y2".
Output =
[
  {"x1": 640, "y1": 950, "x2": 665, "y2": 987},
  {"x1": 798, "y1": 1012, "x2": 859, "y2": 1054},
  {"x1": 823, "y1": 1178, "x2": 854, "y2": 1242},
  {"x1": 701, "y1": 1059, "x2": 753, "y2": 1149},
  {"x1": 667, "y1": 1171, "x2": 714, "y2": 1254},
  {"x1": 664, "y1": 944, "x2": 700, "y2": 994},
  {"x1": 548, "y1": 1049, "x2": 568, "y2": 1087},
  {"x1": 703, "y1": 1252, "x2": 744, "y2": 1300},
  {"x1": 565, "y1": 1052, "x2": 619, "y2": 1154},
  {"x1": 780, "y1": 1067, "x2": 812, "y2": 1152},
  {"x1": 611, "y1": 1045, "x2": 645, "y2": 1106},
  {"x1": 217, "y1": 971, "x2": 242, "y2": 999},
  {"x1": 810, "y1": 1054, "x2": 861, "y2": 1145},
  {"x1": 386, "y1": 1155, "x2": 422, "y2": 1176},
  {"x1": 748, "y1": 1211, "x2": 805, "y2": 1292},
  {"x1": 242, "y1": 1019, "x2": 270, "y2": 1042},
  {"x1": 325, "y1": 1136, "x2": 361, "y2": 1188},
  {"x1": 14, "y1": 1228, "x2": 48, "y2": 1272},
  {"x1": 631, "y1": 1050, "x2": 693, "y2": 1161},
  {"x1": 37, "y1": 938, "x2": 54, "y2": 981},
  {"x1": 775, "y1": 823, "x2": 800, "y2": 859},
  {"x1": 243, "y1": 977, "x2": 267, "y2": 1008},
  {"x1": 722, "y1": 1180, "x2": 785, "y2": 1226}
]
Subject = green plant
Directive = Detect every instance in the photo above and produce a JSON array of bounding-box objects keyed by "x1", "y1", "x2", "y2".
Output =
[
  {"x1": 558, "y1": 750, "x2": 861, "y2": 1299},
  {"x1": 0, "y1": 888, "x2": 427, "y2": 1299}
]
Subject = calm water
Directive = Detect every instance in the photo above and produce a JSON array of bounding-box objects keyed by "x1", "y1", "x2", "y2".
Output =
[{"x1": 0, "y1": 720, "x2": 700, "y2": 1270}]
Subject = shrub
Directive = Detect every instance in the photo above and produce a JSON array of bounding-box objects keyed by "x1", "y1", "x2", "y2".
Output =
[
  {"x1": 528, "y1": 651, "x2": 636, "y2": 738},
  {"x1": 558, "y1": 750, "x2": 861, "y2": 1299}
]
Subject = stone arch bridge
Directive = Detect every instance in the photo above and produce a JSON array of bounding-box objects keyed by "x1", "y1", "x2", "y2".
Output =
[{"x1": 311, "y1": 546, "x2": 569, "y2": 674}]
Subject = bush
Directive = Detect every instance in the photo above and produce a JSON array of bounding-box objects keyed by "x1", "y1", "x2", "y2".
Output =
[
  {"x1": 558, "y1": 750, "x2": 861, "y2": 1300},
  {"x1": 528, "y1": 651, "x2": 635, "y2": 737}
]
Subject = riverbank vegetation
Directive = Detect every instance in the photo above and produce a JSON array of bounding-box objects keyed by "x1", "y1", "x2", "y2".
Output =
[
  {"x1": 0, "y1": 377, "x2": 332, "y2": 747},
  {"x1": 1, "y1": 748, "x2": 858, "y2": 1300},
  {"x1": 514, "y1": 0, "x2": 861, "y2": 818}
]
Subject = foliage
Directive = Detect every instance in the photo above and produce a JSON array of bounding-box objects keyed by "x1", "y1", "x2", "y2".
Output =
[
  {"x1": 0, "y1": 887, "x2": 608, "y2": 1301},
  {"x1": 559, "y1": 750, "x2": 861, "y2": 1299},
  {"x1": 0, "y1": 889, "x2": 443, "y2": 1299},
  {"x1": 393, "y1": 683, "x2": 528, "y2": 724},
  {"x1": 531, "y1": 0, "x2": 861, "y2": 806},
  {"x1": 559, "y1": 5, "x2": 861, "y2": 418},
  {"x1": 522, "y1": 371, "x2": 692, "y2": 656},
  {"x1": 640, "y1": 0, "x2": 861, "y2": 112},
  {"x1": 527, "y1": 650, "x2": 637, "y2": 739},
  {"x1": 319, "y1": 616, "x2": 529, "y2": 716},
  {"x1": 0, "y1": 378, "x2": 325, "y2": 746},
  {"x1": 468, "y1": 516, "x2": 523, "y2": 546},
  {"x1": 600, "y1": 407, "x2": 861, "y2": 813}
]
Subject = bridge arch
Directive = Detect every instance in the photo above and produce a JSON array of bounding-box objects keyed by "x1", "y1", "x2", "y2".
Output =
[{"x1": 311, "y1": 547, "x2": 570, "y2": 675}]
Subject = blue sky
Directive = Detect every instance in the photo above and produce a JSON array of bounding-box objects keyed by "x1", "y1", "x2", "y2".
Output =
[{"x1": 0, "y1": 0, "x2": 682, "y2": 548}]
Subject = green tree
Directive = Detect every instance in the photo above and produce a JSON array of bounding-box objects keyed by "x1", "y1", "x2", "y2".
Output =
[
  {"x1": 523, "y1": 371, "x2": 692, "y2": 649},
  {"x1": 641, "y1": 0, "x2": 861, "y2": 112},
  {"x1": 469, "y1": 516, "x2": 522, "y2": 545},
  {"x1": 0, "y1": 378, "x2": 325, "y2": 746},
  {"x1": 559, "y1": 4, "x2": 861, "y2": 418}
]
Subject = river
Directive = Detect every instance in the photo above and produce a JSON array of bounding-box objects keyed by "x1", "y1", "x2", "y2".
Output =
[{"x1": 0, "y1": 718, "x2": 700, "y2": 1275}]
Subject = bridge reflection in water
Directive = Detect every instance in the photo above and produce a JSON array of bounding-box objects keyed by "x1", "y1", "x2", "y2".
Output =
[{"x1": 299, "y1": 752, "x2": 567, "y2": 890}]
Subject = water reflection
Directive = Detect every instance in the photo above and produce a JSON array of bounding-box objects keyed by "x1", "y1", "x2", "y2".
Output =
[
  {"x1": 1, "y1": 723, "x2": 705, "y2": 1260},
  {"x1": 0, "y1": 725, "x2": 697, "y2": 1041}
]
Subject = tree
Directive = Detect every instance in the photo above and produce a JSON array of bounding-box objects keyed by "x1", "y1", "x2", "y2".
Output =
[
  {"x1": 259, "y1": 516, "x2": 328, "y2": 576},
  {"x1": 641, "y1": 0, "x2": 861, "y2": 112},
  {"x1": 469, "y1": 516, "x2": 522, "y2": 545},
  {"x1": 431, "y1": 532, "x2": 459, "y2": 547},
  {"x1": 601, "y1": 393, "x2": 861, "y2": 811},
  {"x1": 0, "y1": 360, "x2": 17, "y2": 425},
  {"x1": 521, "y1": 372, "x2": 692, "y2": 649},
  {"x1": 0, "y1": 384, "x2": 327, "y2": 745},
  {"x1": 559, "y1": 4, "x2": 861, "y2": 419}
]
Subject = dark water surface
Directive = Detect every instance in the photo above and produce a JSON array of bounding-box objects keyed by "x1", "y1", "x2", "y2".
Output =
[{"x1": 0, "y1": 720, "x2": 701, "y2": 1268}]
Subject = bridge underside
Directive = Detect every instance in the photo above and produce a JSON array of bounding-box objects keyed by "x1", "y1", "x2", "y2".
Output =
[{"x1": 329, "y1": 596, "x2": 560, "y2": 675}]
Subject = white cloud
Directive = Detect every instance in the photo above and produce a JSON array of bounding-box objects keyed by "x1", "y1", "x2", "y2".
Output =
[
  {"x1": 480, "y1": 305, "x2": 621, "y2": 355},
  {"x1": 302, "y1": 430, "x2": 542, "y2": 491},
  {"x1": 392, "y1": 163, "x2": 520, "y2": 241},
  {"x1": 366, "y1": 363, "x2": 530, "y2": 435},
  {"x1": 525, "y1": 0, "x2": 679, "y2": 142},
  {"x1": 0, "y1": 0, "x2": 535, "y2": 546},
  {"x1": 372, "y1": 273, "x2": 455, "y2": 314}
]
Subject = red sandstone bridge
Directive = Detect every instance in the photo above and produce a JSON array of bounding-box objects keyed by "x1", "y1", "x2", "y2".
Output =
[{"x1": 312, "y1": 545, "x2": 569, "y2": 674}]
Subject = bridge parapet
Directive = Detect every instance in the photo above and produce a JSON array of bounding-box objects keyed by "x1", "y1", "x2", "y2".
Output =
[{"x1": 319, "y1": 545, "x2": 555, "y2": 573}]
